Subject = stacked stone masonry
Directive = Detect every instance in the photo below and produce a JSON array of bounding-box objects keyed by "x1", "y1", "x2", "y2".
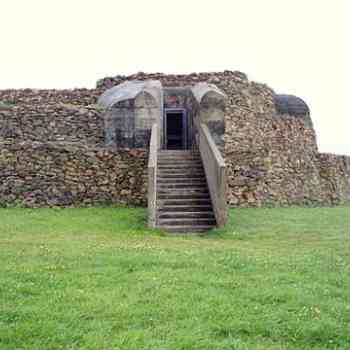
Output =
[
  {"x1": 0, "y1": 141, "x2": 147, "y2": 207},
  {"x1": 0, "y1": 71, "x2": 349, "y2": 207}
]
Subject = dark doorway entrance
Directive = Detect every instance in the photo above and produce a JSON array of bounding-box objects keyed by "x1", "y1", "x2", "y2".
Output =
[{"x1": 164, "y1": 109, "x2": 187, "y2": 150}]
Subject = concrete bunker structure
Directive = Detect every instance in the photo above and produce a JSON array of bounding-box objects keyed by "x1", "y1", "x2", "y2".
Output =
[
  {"x1": 98, "y1": 80, "x2": 162, "y2": 148},
  {"x1": 191, "y1": 82, "x2": 226, "y2": 147},
  {"x1": 98, "y1": 80, "x2": 227, "y2": 151},
  {"x1": 98, "y1": 79, "x2": 228, "y2": 232}
]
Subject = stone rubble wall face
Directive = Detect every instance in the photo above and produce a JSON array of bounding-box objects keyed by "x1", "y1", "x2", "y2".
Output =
[
  {"x1": 317, "y1": 153, "x2": 350, "y2": 205},
  {"x1": 0, "y1": 71, "x2": 349, "y2": 207},
  {"x1": 0, "y1": 89, "x2": 103, "y2": 145},
  {"x1": 0, "y1": 141, "x2": 147, "y2": 207}
]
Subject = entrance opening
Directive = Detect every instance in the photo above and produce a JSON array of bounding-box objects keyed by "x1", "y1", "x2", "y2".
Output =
[{"x1": 165, "y1": 110, "x2": 186, "y2": 150}]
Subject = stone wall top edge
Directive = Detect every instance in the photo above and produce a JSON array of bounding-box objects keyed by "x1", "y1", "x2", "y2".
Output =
[
  {"x1": 0, "y1": 141, "x2": 148, "y2": 153},
  {"x1": 0, "y1": 71, "x2": 274, "y2": 97},
  {"x1": 318, "y1": 152, "x2": 350, "y2": 160},
  {"x1": 0, "y1": 88, "x2": 97, "y2": 93}
]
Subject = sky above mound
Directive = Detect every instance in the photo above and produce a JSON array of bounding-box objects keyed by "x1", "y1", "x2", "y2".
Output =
[{"x1": 1, "y1": 0, "x2": 349, "y2": 156}]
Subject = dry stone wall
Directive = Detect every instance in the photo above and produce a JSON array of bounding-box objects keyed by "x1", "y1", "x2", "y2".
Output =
[
  {"x1": 317, "y1": 153, "x2": 350, "y2": 205},
  {"x1": 0, "y1": 89, "x2": 103, "y2": 145},
  {"x1": 0, "y1": 141, "x2": 147, "y2": 207},
  {"x1": 0, "y1": 71, "x2": 350, "y2": 207}
]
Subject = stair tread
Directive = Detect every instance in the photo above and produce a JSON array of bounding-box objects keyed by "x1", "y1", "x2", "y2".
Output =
[
  {"x1": 158, "y1": 189, "x2": 209, "y2": 193},
  {"x1": 158, "y1": 160, "x2": 201, "y2": 163},
  {"x1": 159, "y1": 198, "x2": 211, "y2": 201},
  {"x1": 158, "y1": 195, "x2": 210, "y2": 200},
  {"x1": 158, "y1": 159, "x2": 201, "y2": 161},
  {"x1": 158, "y1": 168, "x2": 204, "y2": 171},
  {"x1": 158, "y1": 165, "x2": 202, "y2": 168},
  {"x1": 159, "y1": 151, "x2": 199, "y2": 154},
  {"x1": 159, "y1": 171, "x2": 204, "y2": 174},
  {"x1": 158, "y1": 225, "x2": 215, "y2": 228},
  {"x1": 159, "y1": 217, "x2": 215, "y2": 221},
  {"x1": 158, "y1": 225, "x2": 215, "y2": 233},
  {"x1": 155, "y1": 150, "x2": 214, "y2": 233},
  {"x1": 158, "y1": 191, "x2": 209, "y2": 195},
  {"x1": 158, "y1": 205, "x2": 213, "y2": 209},
  {"x1": 158, "y1": 174, "x2": 204, "y2": 178},
  {"x1": 158, "y1": 165, "x2": 204, "y2": 174},
  {"x1": 158, "y1": 157, "x2": 200, "y2": 159},
  {"x1": 159, "y1": 220, "x2": 216, "y2": 227},
  {"x1": 158, "y1": 173, "x2": 205, "y2": 177},
  {"x1": 158, "y1": 158, "x2": 200, "y2": 160},
  {"x1": 158, "y1": 182, "x2": 207, "y2": 185},
  {"x1": 158, "y1": 208, "x2": 213, "y2": 213},
  {"x1": 158, "y1": 186, "x2": 208, "y2": 190},
  {"x1": 158, "y1": 161, "x2": 202, "y2": 163},
  {"x1": 159, "y1": 212, "x2": 215, "y2": 218}
]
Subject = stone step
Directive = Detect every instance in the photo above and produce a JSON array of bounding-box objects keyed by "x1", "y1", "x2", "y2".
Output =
[
  {"x1": 158, "y1": 154, "x2": 200, "y2": 158},
  {"x1": 158, "y1": 175, "x2": 205, "y2": 179},
  {"x1": 158, "y1": 165, "x2": 204, "y2": 171},
  {"x1": 158, "y1": 186, "x2": 208, "y2": 191},
  {"x1": 158, "y1": 156, "x2": 201, "y2": 162},
  {"x1": 158, "y1": 198, "x2": 212, "y2": 206},
  {"x1": 158, "y1": 160, "x2": 201, "y2": 164},
  {"x1": 158, "y1": 193, "x2": 210, "y2": 200},
  {"x1": 158, "y1": 176, "x2": 205, "y2": 181},
  {"x1": 158, "y1": 172, "x2": 204, "y2": 176},
  {"x1": 158, "y1": 218, "x2": 216, "y2": 226},
  {"x1": 158, "y1": 160, "x2": 203, "y2": 167},
  {"x1": 158, "y1": 153, "x2": 200, "y2": 157},
  {"x1": 158, "y1": 170, "x2": 205, "y2": 176},
  {"x1": 158, "y1": 205, "x2": 213, "y2": 212},
  {"x1": 159, "y1": 151, "x2": 199, "y2": 155},
  {"x1": 158, "y1": 165, "x2": 203, "y2": 169},
  {"x1": 159, "y1": 211, "x2": 215, "y2": 219},
  {"x1": 157, "y1": 178, "x2": 207, "y2": 184},
  {"x1": 158, "y1": 183, "x2": 207, "y2": 189},
  {"x1": 158, "y1": 157, "x2": 200, "y2": 160},
  {"x1": 158, "y1": 189, "x2": 209, "y2": 196},
  {"x1": 156, "y1": 150, "x2": 213, "y2": 233},
  {"x1": 158, "y1": 155, "x2": 200, "y2": 158},
  {"x1": 158, "y1": 225, "x2": 215, "y2": 233},
  {"x1": 158, "y1": 174, "x2": 204, "y2": 179},
  {"x1": 158, "y1": 156, "x2": 200, "y2": 160}
]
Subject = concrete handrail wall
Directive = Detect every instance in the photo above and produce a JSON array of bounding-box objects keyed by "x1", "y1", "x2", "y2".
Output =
[
  {"x1": 197, "y1": 122, "x2": 227, "y2": 227},
  {"x1": 148, "y1": 124, "x2": 158, "y2": 227}
]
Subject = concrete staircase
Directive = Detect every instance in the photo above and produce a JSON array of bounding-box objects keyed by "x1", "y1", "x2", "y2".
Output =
[{"x1": 156, "y1": 150, "x2": 216, "y2": 233}]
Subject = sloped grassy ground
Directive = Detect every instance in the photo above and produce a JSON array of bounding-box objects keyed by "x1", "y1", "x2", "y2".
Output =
[{"x1": 0, "y1": 207, "x2": 350, "y2": 350}]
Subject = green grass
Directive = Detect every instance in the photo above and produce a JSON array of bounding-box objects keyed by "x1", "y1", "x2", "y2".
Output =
[{"x1": 0, "y1": 207, "x2": 350, "y2": 350}]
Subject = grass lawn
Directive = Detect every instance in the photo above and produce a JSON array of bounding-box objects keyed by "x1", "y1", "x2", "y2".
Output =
[{"x1": 0, "y1": 206, "x2": 350, "y2": 350}]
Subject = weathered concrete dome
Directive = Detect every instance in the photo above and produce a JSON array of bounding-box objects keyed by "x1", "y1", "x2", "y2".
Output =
[
  {"x1": 98, "y1": 80, "x2": 162, "y2": 148},
  {"x1": 191, "y1": 82, "x2": 226, "y2": 105},
  {"x1": 274, "y1": 94, "x2": 310, "y2": 117},
  {"x1": 97, "y1": 80, "x2": 162, "y2": 109},
  {"x1": 274, "y1": 94, "x2": 312, "y2": 127},
  {"x1": 191, "y1": 83, "x2": 226, "y2": 146}
]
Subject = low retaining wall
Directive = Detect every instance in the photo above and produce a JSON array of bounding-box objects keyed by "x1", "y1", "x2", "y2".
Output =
[
  {"x1": 0, "y1": 142, "x2": 147, "y2": 207},
  {"x1": 1, "y1": 141, "x2": 349, "y2": 208},
  {"x1": 0, "y1": 102, "x2": 103, "y2": 146},
  {"x1": 226, "y1": 148, "x2": 350, "y2": 207}
]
